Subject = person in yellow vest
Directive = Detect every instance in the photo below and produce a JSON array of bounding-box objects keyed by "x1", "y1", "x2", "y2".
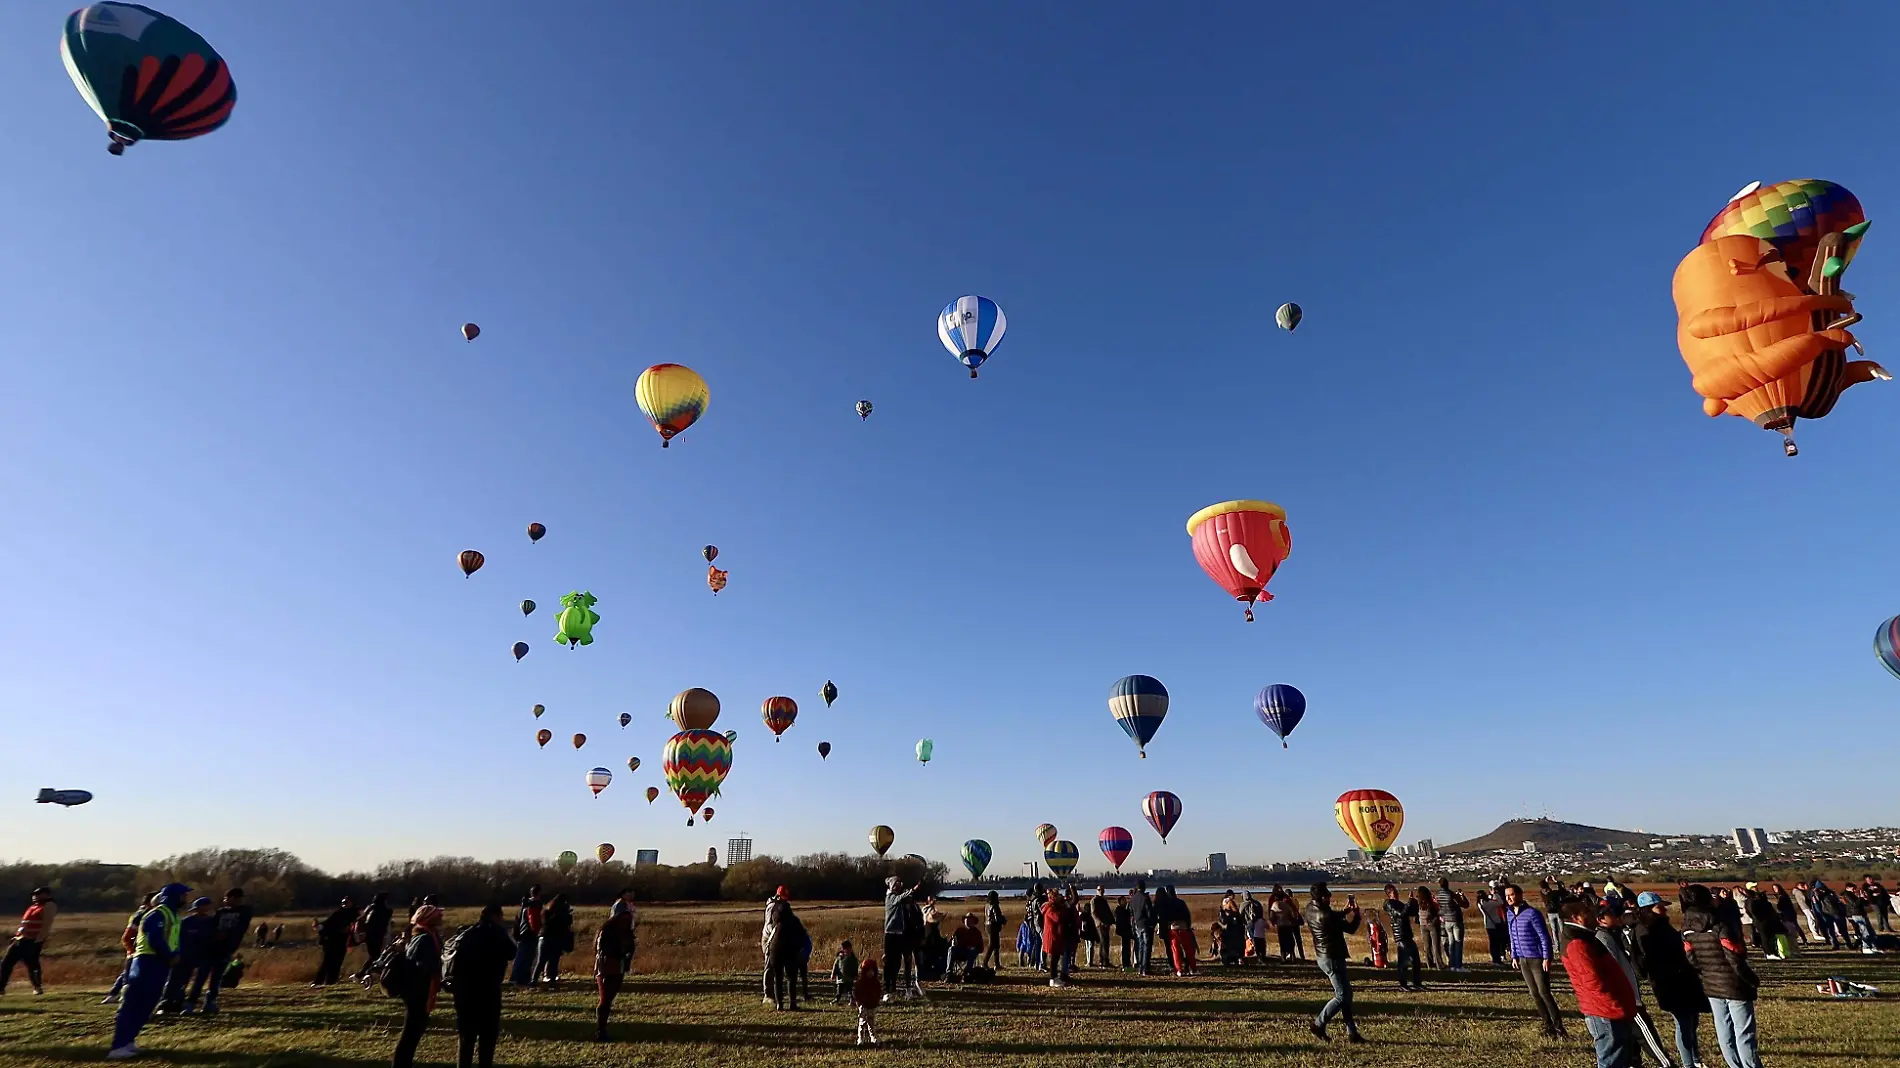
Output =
[{"x1": 108, "y1": 883, "x2": 190, "y2": 1060}]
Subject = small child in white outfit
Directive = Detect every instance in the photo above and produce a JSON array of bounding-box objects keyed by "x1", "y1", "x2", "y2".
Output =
[{"x1": 851, "y1": 959, "x2": 881, "y2": 1045}]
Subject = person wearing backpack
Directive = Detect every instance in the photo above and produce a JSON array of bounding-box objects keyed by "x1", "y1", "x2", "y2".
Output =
[
  {"x1": 509, "y1": 886, "x2": 542, "y2": 986},
  {"x1": 392, "y1": 906, "x2": 444, "y2": 1068},
  {"x1": 594, "y1": 897, "x2": 635, "y2": 1041},
  {"x1": 446, "y1": 903, "x2": 514, "y2": 1068}
]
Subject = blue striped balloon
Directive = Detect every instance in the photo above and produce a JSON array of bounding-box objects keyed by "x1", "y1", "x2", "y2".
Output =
[
  {"x1": 1044, "y1": 839, "x2": 1079, "y2": 878},
  {"x1": 961, "y1": 839, "x2": 992, "y2": 879},
  {"x1": 1876, "y1": 616, "x2": 1900, "y2": 681},
  {"x1": 937, "y1": 295, "x2": 1007, "y2": 377},
  {"x1": 1254, "y1": 684, "x2": 1306, "y2": 748},
  {"x1": 1109, "y1": 674, "x2": 1169, "y2": 757}
]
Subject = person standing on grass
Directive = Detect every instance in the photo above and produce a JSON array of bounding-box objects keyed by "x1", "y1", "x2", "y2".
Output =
[
  {"x1": 510, "y1": 885, "x2": 543, "y2": 986},
  {"x1": 1559, "y1": 896, "x2": 1640, "y2": 1068},
  {"x1": 881, "y1": 876, "x2": 915, "y2": 1001},
  {"x1": 1160, "y1": 888, "x2": 1196, "y2": 976},
  {"x1": 1595, "y1": 897, "x2": 1673, "y2": 1067},
  {"x1": 1126, "y1": 880, "x2": 1151, "y2": 975},
  {"x1": 194, "y1": 888, "x2": 252, "y2": 1015},
  {"x1": 1771, "y1": 885, "x2": 1804, "y2": 948},
  {"x1": 1417, "y1": 887, "x2": 1444, "y2": 971},
  {"x1": 534, "y1": 892, "x2": 575, "y2": 984},
  {"x1": 831, "y1": 940, "x2": 859, "y2": 1002},
  {"x1": 1042, "y1": 887, "x2": 1076, "y2": 987},
  {"x1": 593, "y1": 898, "x2": 633, "y2": 1042},
  {"x1": 1090, "y1": 888, "x2": 1115, "y2": 969},
  {"x1": 1271, "y1": 886, "x2": 1304, "y2": 960},
  {"x1": 1681, "y1": 884, "x2": 1763, "y2": 1068},
  {"x1": 448, "y1": 903, "x2": 514, "y2": 1066},
  {"x1": 1383, "y1": 884, "x2": 1421, "y2": 991},
  {"x1": 983, "y1": 890, "x2": 1006, "y2": 971},
  {"x1": 1744, "y1": 888, "x2": 1786, "y2": 960},
  {"x1": 1841, "y1": 885, "x2": 1876, "y2": 952},
  {"x1": 356, "y1": 894, "x2": 394, "y2": 980},
  {"x1": 104, "y1": 893, "x2": 158, "y2": 1005},
  {"x1": 1478, "y1": 888, "x2": 1508, "y2": 965},
  {"x1": 0, "y1": 887, "x2": 56, "y2": 997},
  {"x1": 108, "y1": 882, "x2": 189, "y2": 1061},
  {"x1": 312, "y1": 897, "x2": 355, "y2": 987},
  {"x1": 1865, "y1": 874, "x2": 1893, "y2": 933},
  {"x1": 851, "y1": 959, "x2": 882, "y2": 1046},
  {"x1": 1241, "y1": 891, "x2": 1267, "y2": 963},
  {"x1": 1303, "y1": 883, "x2": 1364, "y2": 1044},
  {"x1": 1632, "y1": 892, "x2": 1705, "y2": 1068},
  {"x1": 392, "y1": 906, "x2": 444, "y2": 1068},
  {"x1": 1504, "y1": 882, "x2": 1566, "y2": 1038},
  {"x1": 160, "y1": 897, "x2": 216, "y2": 1014},
  {"x1": 761, "y1": 889, "x2": 786, "y2": 1005},
  {"x1": 1435, "y1": 878, "x2": 1470, "y2": 971},
  {"x1": 1114, "y1": 894, "x2": 1134, "y2": 970},
  {"x1": 766, "y1": 888, "x2": 806, "y2": 1010}
]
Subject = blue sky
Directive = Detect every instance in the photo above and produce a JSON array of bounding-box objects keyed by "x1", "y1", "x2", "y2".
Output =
[{"x1": 4, "y1": 2, "x2": 1896, "y2": 878}]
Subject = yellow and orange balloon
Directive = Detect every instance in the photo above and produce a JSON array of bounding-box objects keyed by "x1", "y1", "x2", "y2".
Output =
[
  {"x1": 1334, "y1": 789, "x2": 1404, "y2": 860},
  {"x1": 635, "y1": 364, "x2": 708, "y2": 448}
]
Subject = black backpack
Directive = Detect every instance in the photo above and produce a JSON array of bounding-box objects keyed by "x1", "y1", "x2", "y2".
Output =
[
  {"x1": 440, "y1": 925, "x2": 477, "y2": 991},
  {"x1": 366, "y1": 937, "x2": 412, "y2": 998}
]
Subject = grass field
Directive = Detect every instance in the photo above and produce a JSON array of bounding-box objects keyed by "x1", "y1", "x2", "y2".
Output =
[{"x1": 2, "y1": 906, "x2": 1896, "y2": 1066}]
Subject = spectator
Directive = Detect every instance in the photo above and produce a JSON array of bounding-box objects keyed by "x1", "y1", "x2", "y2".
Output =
[
  {"x1": 851, "y1": 959, "x2": 881, "y2": 1046},
  {"x1": 1682, "y1": 884, "x2": 1762, "y2": 1068},
  {"x1": 1113, "y1": 895, "x2": 1133, "y2": 970},
  {"x1": 948, "y1": 914, "x2": 984, "y2": 979},
  {"x1": 1302, "y1": 883, "x2": 1364, "y2": 1043},
  {"x1": 312, "y1": 897, "x2": 355, "y2": 987},
  {"x1": 1771, "y1": 884, "x2": 1804, "y2": 948},
  {"x1": 1477, "y1": 887, "x2": 1508, "y2": 965},
  {"x1": 193, "y1": 888, "x2": 252, "y2": 1015},
  {"x1": 108, "y1": 883, "x2": 190, "y2": 1061},
  {"x1": 103, "y1": 893, "x2": 158, "y2": 1005},
  {"x1": 593, "y1": 898, "x2": 632, "y2": 1041},
  {"x1": 1162, "y1": 887, "x2": 1197, "y2": 976},
  {"x1": 1418, "y1": 887, "x2": 1443, "y2": 971},
  {"x1": 254, "y1": 922, "x2": 268, "y2": 950},
  {"x1": 1382, "y1": 884, "x2": 1422, "y2": 991},
  {"x1": 1595, "y1": 896, "x2": 1672, "y2": 1065},
  {"x1": 1435, "y1": 878, "x2": 1470, "y2": 971},
  {"x1": 982, "y1": 891, "x2": 1005, "y2": 971},
  {"x1": 1089, "y1": 888, "x2": 1115, "y2": 969},
  {"x1": 1559, "y1": 896, "x2": 1639, "y2": 1068},
  {"x1": 160, "y1": 897, "x2": 215, "y2": 1014},
  {"x1": 1042, "y1": 887, "x2": 1076, "y2": 988},
  {"x1": 392, "y1": 906, "x2": 444, "y2": 1068},
  {"x1": 830, "y1": 939, "x2": 859, "y2": 1002},
  {"x1": 881, "y1": 877, "x2": 915, "y2": 1001},
  {"x1": 1864, "y1": 875, "x2": 1893, "y2": 933},
  {"x1": 0, "y1": 887, "x2": 56, "y2": 997},
  {"x1": 1126, "y1": 880, "x2": 1152, "y2": 975},
  {"x1": 1632, "y1": 891, "x2": 1705, "y2": 1068},
  {"x1": 510, "y1": 885, "x2": 543, "y2": 986},
  {"x1": 1243, "y1": 892, "x2": 1268, "y2": 963},
  {"x1": 356, "y1": 893, "x2": 393, "y2": 980},
  {"x1": 449, "y1": 902, "x2": 515, "y2": 1066},
  {"x1": 1021, "y1": 884, "x2": 1044, "y2": 969},
  {"x1": 534, "y1": 893, "x2": 574, "y2": 984},
  {"x1": 1744, "y1": 888, "x2": 1787, "y2": 960},
  {"x1": 1504, "y1": 882, "x2": 1566, "y2": 1038},
  {"x1": 1841, "y1": 884, "x2": 1877, "y2": 953},
  {"x1": 1271, "y1": 886, "x2": 1304, "y2": 960}
]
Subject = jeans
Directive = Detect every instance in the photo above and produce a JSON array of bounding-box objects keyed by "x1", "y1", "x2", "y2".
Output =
[
  {"x1": 532, "y1": 937, "x2": 565, "y2": 983},
  {"x1": 1315, "y1": 953, "x2": 1354, "y2": 1032},
  {"x1": 454, "y1": 986, "x2": 502, "y2": 1067},
  {"x1": 392, "y1": 990, "x2": 430, "y2": 1068},
  {"x1": 111, "y1": 957, "x2": 169, "y2": 1050},
  {"x1": 0, "y1": 939, "x2": 44, "y2": 992},
  {"x1": 1444, "y1": 923, "x2": 1466, "y2": 969},
  {"x1": 510, "y1": 934, "x2": 539, "y2": 985},
  {"x1": 163, "y1": 957, "x2": 213, "y2": 1009},
  {"x1": 1848, "y1": 916, "x2": 1877, "y2": 950},
  {"x1": 1584, "y1": 1014, "x2": 1640, "y2": 1068},
  {"x1": 1394, "y1": 943, "x2": 1422, "y2": 987},
  {"x1": 1133, "y1": 928, "x2": 1152, "y2": 974},
  {"x1": 882, "y1": 934, "x2": 905, "y2": 994},
  {"x1": 1518, "y1": 959, "x2": 1564, "y2": 1033},
  {"x1": 1709, "y1": 998, "x2": 1762, "y2": 1068},
  {"x1": 1668, "y1": 1009, "x2": 1701, "y2": 1068},
  {"x1": 1120, "y1": 934, "x2": 1132, "y2": 968},
  {"x1": 188, "y1": 954, "x2": 232, "y2": 1010}
]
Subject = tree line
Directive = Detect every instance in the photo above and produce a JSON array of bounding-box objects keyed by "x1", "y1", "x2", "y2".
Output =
[{"x1": 0, "y1": 848, "x2": 946, "y2": 913}]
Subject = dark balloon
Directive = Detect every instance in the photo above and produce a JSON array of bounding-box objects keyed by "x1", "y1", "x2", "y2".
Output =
[
  {"x1": 703, "y1": 544, "x2": 719, "y2": 563},
  {"x1": 458, "y1": 549, "x2": 485, "y2": 577},
  {"x1": 856, "y1": 400, "x2": 873, "y2": 420},
  {"x1": 818, "y1": 741, "x2": 832, "y2": 760},
  {"x1": 536, "y1": 729, "x2": 552, "y2": 748},
  {"x1": 527, "y1": 523, "x2": 547, "y2": 543},
  {"x1": 512, "y1": 641, "x2": 530, "y2": 661},
  {"x1": 463, "y1": 323, "x2": 481, "y2": 342},
  {"x1": 532, "y1": 704, "x2": 545, "y2": 718},
  {"x1": 618, "y1": 713, "x2": 632, "y2": 728},
  {"x1": 821, "y1": 680, "x2": 838, "y2": 707},
  {"x1": 572, "y1": 733, "x2": 586, "y2": 749},
  {"x1": 521, "y1": 599, "x2": 536, "y2": 616}
]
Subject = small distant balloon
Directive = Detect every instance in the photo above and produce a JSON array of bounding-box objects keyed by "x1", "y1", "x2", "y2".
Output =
[
  {"x1": 618, "y1": 713, "x2": 631, "y2": 728},
  {"x1": 527, "y1": 522, "x2": 546, "y2": 543},
  {"x1": 585, "y1": 766, "x2": 613, "y2": 797},
  {"x1": 1878, "y1": 615, "x2": 1900, "y2": 681},
  {"x1": 707, "y1": 566, "x2": 728, "y2": 594},
  {"x1": 821, "y1": 680, "x2": 838, "y2": 707},
  {"x1": 1254, "y1": 684, "x2": 1307, "y2": 748},
  {"x1": 762, "y1": 696, "x2": 797, "y2": 741},
  {"x1": 915, "y1": 738, "x2": 933, "y2": 765},
  {"x1": 532, "y1": 704, "x2": 545, "y2": 718},
  {"x1": 512, "y1": 642, "x2": 530, "y2": 662},
  {"x1": 724, "y1": 729, "x2": 738, "y2": 743},
  {"x1": 645, "y1": 786, "x2": 660, "y2": 803},
  {"x1": 556, "y1": 850, "x2": 578, "y2": 871},
  {"x1": 703, "y1": 545, "x2": 719, "y2": 563},
  {"x1": 668, "y1": 688, "x2": 721, "y2": 730},
  {"x1": 1034, "y1": 823, "x2": 1059, "y2": 849},
  {"x1": 817, "y1": 741, "x2": 832, "y2": 760},
  {"x1": 536, "y1": 729, "x2": 552, "y2": 748},
  {"x1": 458, "y1": 550, "x2": 485, "y2": 578},
  {"x1": 856, "y1": 400, "x2": 873, "y2": 420},
  {"x1": 869, "y1": 825, "x2": 895, "y2": 857},
  {"x1": 627, "y1": 756, "x2": 641, "y2": 773},
  {"x1": 702, "y1": 807, "x2": 715, "y2": 823},
  {"x1": 521, "y1": 600, "x2": 536, "y2": 616},
  {"x1": 938, "y1": 295, "x2": 1008, "y2": 379},
  {"x1": 634, "y1": 363, "x2": 709, "y2": 448},
  {"x1": 1275, "y1": 303, "x2": 1303, "y2": 332},
  {"x1": 462, "y1": 323, "x2": 481, "y2": 342},
  {"x1": 572, "y1": 733, "x2": 587, "y2": 750},
  {"x1": 596, "y1": 843, "x2": 615, "y2": 864}
]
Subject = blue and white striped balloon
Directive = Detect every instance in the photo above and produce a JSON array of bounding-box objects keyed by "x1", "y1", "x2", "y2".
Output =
[{"x1": 937, "y1": 295, "x2": 1007, "y2": 377}]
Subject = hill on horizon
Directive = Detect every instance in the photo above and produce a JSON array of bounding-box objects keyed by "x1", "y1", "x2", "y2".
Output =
[{"x1": 1441, "y1": 818, "x2": 1672, "y2": 854}]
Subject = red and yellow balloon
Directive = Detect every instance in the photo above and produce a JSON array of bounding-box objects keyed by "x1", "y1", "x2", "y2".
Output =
[
  {"x1": 1334, "y1": 789, "x2": 1404, "y2": 860},
  {"x1": 1187, "y1": 500, "x2": 1291, "y2": 621}
]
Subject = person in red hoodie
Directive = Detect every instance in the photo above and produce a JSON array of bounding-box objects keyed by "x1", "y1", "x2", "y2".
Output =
[
  {"x1": 1559, "y1": 897, "x2": 1640, "y2": 1068},
  {"x1": 851, "y1": 959, "x2": 882, "y2": 1046},
  {"x1": 1041, "y1": 888, "x2": 1076, "y2": 988}
]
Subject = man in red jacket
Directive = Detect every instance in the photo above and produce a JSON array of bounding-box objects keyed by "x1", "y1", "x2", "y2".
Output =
[{"x1": 1559, "y1": 897, "x2": 1640, "y2": 1068}]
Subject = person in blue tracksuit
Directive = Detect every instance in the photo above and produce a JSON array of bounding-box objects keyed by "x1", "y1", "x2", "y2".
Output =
[
  {"x1": 161, "y1": 897, "x2": 216, "y2": 1014},
  {"x1": 109, "y1": 882, "x2": 190, "y2": 1060}
]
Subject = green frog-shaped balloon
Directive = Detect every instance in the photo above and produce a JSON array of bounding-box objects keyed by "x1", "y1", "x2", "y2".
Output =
[{"x1": 554, "y1": 591, "x2": 600, "y2": 647}]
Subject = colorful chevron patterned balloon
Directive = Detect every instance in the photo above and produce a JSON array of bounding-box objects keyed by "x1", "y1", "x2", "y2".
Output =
[{"x1": 662, "y1": 729, "x2": 732, "y2": 826}]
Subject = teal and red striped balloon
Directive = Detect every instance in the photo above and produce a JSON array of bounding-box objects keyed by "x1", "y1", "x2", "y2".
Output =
[
  {"x1": 1098, "y1": 827, "x2": 1133, "y2": 871},
  {"x1": 62, "y1": 3, "x2": 237, "y2": 156}
]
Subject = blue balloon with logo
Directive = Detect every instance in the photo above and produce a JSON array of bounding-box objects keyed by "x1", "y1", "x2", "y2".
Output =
[{"x1": 1253, "y1": 684, "x2": 1306, "y2": 748}]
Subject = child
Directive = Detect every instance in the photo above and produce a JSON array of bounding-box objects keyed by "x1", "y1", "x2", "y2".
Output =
[
  {"x1": 851, "y1": 959, "x2": 881, "y2": 1046},
  {"x1": 830, "y1": 940, "x2": 859, "y2": 1003},
  {"x1": 1016, "y1": 919, "x2": 1036, "y2": 967}
]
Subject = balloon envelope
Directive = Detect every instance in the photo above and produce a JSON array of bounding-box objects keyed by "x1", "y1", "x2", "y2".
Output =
[
  {"x1": 458, "y1": 550, "x2": 485, "y2": 577},
  {"x1": 635, "y1": 363, "x2": 709, "y2": 447},
  {"x1": 817, "y1": 741, "x2": 831, "y2": 759},
  {"x1": 1108, "y1": 675, "x2": 1169, "y2": 756},
  {"x1": 645, "y1": 787, "x2": 659, "y2": 803},
  {"x1": 532, "y1": 704, "x2": 545, "y2": 718},
  {"x1": 1276, "y1": 303, "x2": 1303, "y2": 332},
  {"x1": 938, "y1": 295, "x2": 1008, "y2": 377},
  {"x1": 512, "y1": 642, "x2": 530, "y2": 661},
  {"x1": 596, "y1": 843, "x2": 615, "y2": 864},
  {"x1": 527, "y1": 522, "x2": 546, "y2": 542},
  {"x1": 536, "y1": 729, "x2": 552, "y2": 747},
  {"x1": 626, "y1": 756, "x2": 641, "y2": 773},
  {"x1": 1099, "y1": 827, "x2": 1134, "y2": 870},
  {"x1": 821, "y1": 680, "x2": 838, "y2": 707},
  {"x1": 554, "y1": 591, "x2": 600, "y2": 648},
  {"x1": 618, "y1": 713, "x2": 631, "y2": 728},
  {"x1": 1142, "y1": 791, "x2": 1182, "y2": 842},
  {"x1": 62, "y1": 3, "x2": 236, "y2": 155},
  {"x1": 1187, "y1": 500, "x2": 1291, "y2": 621},
  {"x1": 961, "y1": 839, "x2": 992, "y2": 879},
  {"x1": 1334, "y1": 789, "x2": 1405, "y2": 859},
  {"x1": 702, "y1": 808, "x2": 714, "y2": 822},
  {"x1": 707, "y1": 566, "x2": 728, "y2": 594},
  {"x1": 915, "y1": 738, "x2": 933, "y2": 764},
  {"x1": 1701, "y1": 179, "x2": 1865, "y2": 285},
  {"x1": 586, "y1": 767, "x2": 613, "y2": 796},
  {"x1": 521, "y1": 600, "x2": 536, "y2": 616},
  {"x1": 1034, "y1": 823, "x2": 1059, "y2": 849},
  {"x1": 662, "y1": 729, "x2": 732, "y2": 825},
  {"x1": 669, "y1": 688, "x2": 721, "y2": 730},
  {"x1": 556, "y1": 850, "x2": 578, "y2": 870},
  {"x1": 724, "y1": 729, "x2": 738, "y2": 743},
  {"x1": 703, "y1": 545, "x2": 719, "y2": 563},
  {"x1": 856, "y1": 400, "x2": 873, "y2": 420},
  {"x1": 1044, "y1": 840, "x2": 1079, "y2": 877},
  {"x1": 1876, "y1": 616, "x2": 1900, "y2": 680},
  {"x1": 462, "y1": 323, "x2": 480, "y2": 342},
  {"x1": 762, "y1": 696, "x2": 797, "y2": 739},
  {"x1": 572, "y1": 734, "x2": 586, "y2": 749},
  {"x1": 869, "y1": 825, "x2": 895, "y2": 857},
  {"x1": 1254, "y1": 684, "x2": 1307, "y2": 747}
]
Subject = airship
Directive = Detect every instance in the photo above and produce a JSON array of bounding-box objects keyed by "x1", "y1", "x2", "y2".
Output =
[{"x1": 37, "y1": 788, "x2": 93, "y2": 807}]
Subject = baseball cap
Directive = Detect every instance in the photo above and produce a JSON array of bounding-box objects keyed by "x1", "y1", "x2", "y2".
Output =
[
  {"x1": 1636, "y1": 892, "x2": 1665, "y2": 908},
  {"x1": 192, "y1": 897, "x2": 212, "y2": 909}
]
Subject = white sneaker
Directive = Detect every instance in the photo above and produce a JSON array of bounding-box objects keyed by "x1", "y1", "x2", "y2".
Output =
[
  {"x1": 1048, "y1": 979, "x2": 1060, "y2": 987},
  {"x1": 880, "y1": 993, "x2": 893, "y2": 1004},
  {"x1": 107, "y1": 1047, "x2": 139, "y2": 1061}
]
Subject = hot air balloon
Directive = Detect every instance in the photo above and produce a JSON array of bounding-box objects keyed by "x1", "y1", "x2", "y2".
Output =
[
  {"x1": 938, "y1": 296, "x2": 1008, "y2": 378},
  {"x1": 1034, "y1": 823, "x2": 1059, "y2": 849},
  {"x1": 1187, "y1": 500, "x2": 1292, "y2": 622},
  {"x1": 554, "y1": 591, "x2": 600, "y2": 648},
  {"x1": 915, "y1": 739, "x2": 933, "y2": 765},
  {"x1": 62, "y1": 3, "x2": 237, "y2": 156},
  {"x1": 703, "y1": 545, "x2": 719, "y2": 563},
  {"x1": 532, "y1": 704, "x2": 545, "y2": 718},
  {"x1": 462, "y1": 323, "x2": 481, "y2": 342},
  {"x1": 512, "y1": 642, "x2": 530, "y2": 662},
  {"x1": 536, "y1": 729, "x2": 552, "y2": 748},
  {"x1": 1334, "y1": 789, "x2": 1405, "y2": 860},
  {"x1": 1099, "y1": 827, "x2": 1134, "y2": 871},
  {"x1": 635, "y1": 363, "x2": 708, "y2": 447},
  {"x1": 1108, "y1": 675, "x2": 1169, "y2": 758},
  {"x1": 961, "y1": 839, "x2": 992, "y2": 879},
  {"x1": 1276, "y1": 303, "x2": 1303, "y2": 332},
  {"x1": 724, "y1": 729, "x2": 738, "y2": 743},
  {"x1": 762, "y1": 696, "x2": 797, "y2": 740},
  {"x1": 556, "y1": 850, "x2": 578, "y2": 871},
  {"x1": 520, "y1": 599, "x2": 536, "y2": 616},
  {"x1": 626, "y1": 756, "x2": 641, "y2": 773},
  {"x1": 1044, "y1": 840, "x2": 1079, "y2": 878},
  {"x1": 856, "y1": 400, "x2": 873, "y2": 420},
  {"x1": 702, "y1": 808, "x2": 714, "y2": 823},
  {"x1": 618, "y1": 713, "x2": 631, "y2": 728},
  {"x1": 1877, "y1": 616, "x2": 1900, "y2": 681},
  {"x1": 707, "y1": 566, "x2": 728, "y2": 594},
  {"x1": 527, "y1": 522, "x2": 546, "y2": 543},
  {"x1": 817, "y1": 741, "x2": 831, "y2": 760},
  {"x1": 662, "y1": 729, "x2": 732, "y2": 826},
  {"x1": 668, "y1": 688, "x2": 721, "y2": 730},
  {"x1": 1142, "y1": 791, "x2": 1182, "y2": 843},
  {"x1": 1254, "y1": 684, "x2": 1306, "y2": 748},
  {"x1": 821, "y1": 680, "x2": 838, "y2": 707},
  {"x1": 869, "y1": 825, "x2": 895, "y2": 857},
  {"x1": 645, "y1": 786, "x2": 659, "y2": 804},
  {"x1": 458, "y1": 550, "x2": 485, "y2": 578},
  {"x1": 1702, "y1": 179, "x2": 1867, "y2": 289},
  {"x1": 586, "y1": 767, "x2": 612, "y2": 797},
  {"x1": 596, "y1": 843, "x2": 615, "y2": 864},
  {"x1": 572, "y1": 733, "x2": 587, "y2": 750}
]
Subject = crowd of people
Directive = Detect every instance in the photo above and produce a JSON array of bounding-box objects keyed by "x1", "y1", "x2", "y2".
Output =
[{"x1": 4, "y1": 871, "x2": 1891, "y2": 1064}]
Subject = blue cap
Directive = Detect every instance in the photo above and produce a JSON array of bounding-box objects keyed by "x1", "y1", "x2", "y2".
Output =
[
  {"x1": 159, "y1": 883, "x2": 191, "y2": 904},
  {"x1": 1636, "y1": 892, "x2": 1664, "y2": 908},
  {"x1": 192, "y1": 897, "x2": 212, "y2": 909}
]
